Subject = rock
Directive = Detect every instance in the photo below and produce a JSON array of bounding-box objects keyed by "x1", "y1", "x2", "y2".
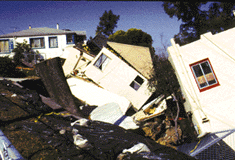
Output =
[{"x1": 59, "y1": 129, "x2": 66, "y2": 135}]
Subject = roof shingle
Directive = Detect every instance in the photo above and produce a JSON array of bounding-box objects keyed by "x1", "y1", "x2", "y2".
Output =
[
  {"x1": 0, "y1": 27, "x2": 86, "y2": 38},
  {"x1": 107, "y1": 41, "x2": 153, "y2": 79}
]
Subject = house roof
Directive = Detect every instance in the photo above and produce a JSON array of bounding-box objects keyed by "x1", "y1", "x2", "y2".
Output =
[
  {"x1": 107, "y1": 41, "x2": 153, "y2": 79},
  {"x1": 91, "y1": 33, "x2": 108, "y2": 49},
  {"x1": 0, "y1": 27, "x2": 86, "y2": 38}
]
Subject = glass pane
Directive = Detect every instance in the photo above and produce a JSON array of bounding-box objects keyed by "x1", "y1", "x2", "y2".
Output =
[
  {"x1": 201, "y1": 61, "x2": 212, "y2": 74},
  {"x1": 0, "y1": 41, "x2": 8, "y2": 52},
  {"x1": 206, "y1": 73, "x2": 216, "y2": 85},
  {"x1": 197, "y1": 75, "x2": 207, "y2": 88},
  {"x1": 101, "y1": 57, "x2": 110, "y2": 70},
  {"x1": 67, "y1": 35, "x2": 73, "y2": 43},
  {"x1": 33, "y1": 39, "x2": 40, "y2": 48},
  {"x1": 192, "y1": 65, "x2": 203, "y2": 77},
  {"x1": 50, "y1": 37, "x2": 57, "y2": 47},
  {"x1": 0, "y1": 41, "x2": 2, "y2": 52},
  {"x1": 4, "y1": 41, "x2": 9, "y2": 52},
  {"x1": 40, "y1": 38, "x2": 44, "y2": 48},
  {"x1": 94, "y1": 54, "x2": 107, "y2": 69},
  {"x1": 130, "y1": 81, "x2": 140, "y2": 90},
  {"x1": 135, "y1": 75, "x2": 144, "y2": 85},
  {"x1": 94, "y1": 55, "x2": 103, "y2": 68}
]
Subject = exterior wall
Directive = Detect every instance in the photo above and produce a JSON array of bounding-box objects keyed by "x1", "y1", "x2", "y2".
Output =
[
  {"x1": 0, "y1": 34, "x2": 76, "y2": 59},
  {"x1": 83, "y1": 47, "x2": 153, "y2": 110},
  {"x1": 62, "y1": 47, "x2": 95, "y2": 76},
  {"x1": 62, "y1": 47, "x2": 82, "y2": 76},
  {"x1": 168, "y1": 28, "x2": 235, "y2": 147},
  {"x1": 75, "y1": 52, "x2": 94, "y2": 71}
]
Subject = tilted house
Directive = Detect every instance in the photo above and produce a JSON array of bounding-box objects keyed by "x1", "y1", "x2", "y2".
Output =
[
  {"x1": 168, "y1": 27, "x2": 235, "y2": 155},
  {"x1": 79, "y1": 41, "x2": 155, "y2": 111},
  {"x1": 0, "y1": 24, "x2": 86, "y2": 60}
]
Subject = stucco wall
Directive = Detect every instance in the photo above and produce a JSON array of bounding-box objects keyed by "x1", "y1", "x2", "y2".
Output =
[
  {"x1": 0, "y1": 34, "x2": 76, "y2": 59},
  {"x1": 168, "y1": 29, "x2": 235, "y2": 139},
  {"x1": 84, "y1": 47, "x2": 153, "y2": 110},
  {"x1": 13, "y1": 35, "x2": 73, "y2": 59}
]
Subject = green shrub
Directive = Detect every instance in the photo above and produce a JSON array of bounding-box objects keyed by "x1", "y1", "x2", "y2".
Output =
[{"x1": 0, "y1": 56, "x2": 17, "y2": 77}]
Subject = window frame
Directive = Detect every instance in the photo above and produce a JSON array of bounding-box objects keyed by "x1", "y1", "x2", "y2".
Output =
[
  {"x1": 190, "y1": 58, "x2": 220, "y2": 92},
  {"x1": 94, "y1": 53, "x2": 110, "y2": 71},
  {"x1": 0, "y1": 39, "x2": 13, "y2": 54},
  {"x1": 130, "y1": 75, "x2": 144, "y2": 91},
  {"x1": 66, "y1": 34, "x2": 75, "y2": 44},
  {"x1": 30, "y1": 37, "x2": 45, "y2": 49},
  {"x1": 48, "y1": 36, "x2": 58, "y2": 48}
]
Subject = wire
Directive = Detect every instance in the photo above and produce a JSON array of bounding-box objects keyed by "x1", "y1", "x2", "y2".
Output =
[{"x1": 190, "y1": 138, "x2": 202, "y2": 153}]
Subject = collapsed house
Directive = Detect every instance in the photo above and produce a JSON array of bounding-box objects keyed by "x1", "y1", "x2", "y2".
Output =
[
  {"x1": 168, "y1": 27, "x2": 235, "y2": 158},
  {"x1": 63, "y1": 34, "x2": 155, "y2": 112}
]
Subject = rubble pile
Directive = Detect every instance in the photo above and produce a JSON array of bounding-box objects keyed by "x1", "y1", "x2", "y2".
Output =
[{"x1": 0, "y1": 79, "x2": 197, "y2": 159}]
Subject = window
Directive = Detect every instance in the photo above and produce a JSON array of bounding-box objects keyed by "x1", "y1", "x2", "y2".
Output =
[
  {"x1": 190, "y1": 58, "x2": 219, "y2": 92},
  {"x1": 130, "y1": 75, "x2": 144, "y2": 91},
  {"x1": 49, "y1": 37, "x2": 58, "y2": 48},
  {"x1": 0, "y1": 39, "x2": 13, "y2": 53},
  {"x1": 30, "y1": 38, "x2": 45, "y2": 49},
  {"x1": 94, "y1": 53, "x2": 110, "y2": 71},
  {"x1": 66, "y1": 34, "x2": 75, "y2": 44}
]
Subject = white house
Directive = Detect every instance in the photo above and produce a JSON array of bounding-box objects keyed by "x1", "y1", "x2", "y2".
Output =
[
  {"x1": 0, "y1": 24, "x2": 86, "y2": 60},
  {"x1": 76, "y1": 41, "x2": 155, "y2": 111},
  {"x1": 167, "y1": 27, "x2": 235, "y2": 153}
]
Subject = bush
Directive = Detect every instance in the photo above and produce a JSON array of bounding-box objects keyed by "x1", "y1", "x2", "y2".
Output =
[
  {"x1": 0, "y1": 56, "x2": 16, "y2": 77},
  {"x1": 0, "y1": 56, "x2": 26, "y2": 77}
]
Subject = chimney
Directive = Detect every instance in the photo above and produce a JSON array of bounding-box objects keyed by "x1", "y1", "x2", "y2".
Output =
[
  {"x1": 57, "y1": 23, "x2": 59, "y2": 30},
  {"x1": 29, "y1": 25, "x2": 31, "y2": 29}
]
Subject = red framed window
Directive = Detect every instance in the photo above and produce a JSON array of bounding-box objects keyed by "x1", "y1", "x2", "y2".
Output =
[{"x1": 190, "y1": 58, "x2": 219, "y2": 92}]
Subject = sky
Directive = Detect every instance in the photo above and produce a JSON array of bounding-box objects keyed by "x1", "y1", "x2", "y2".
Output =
[{"x1": 0, "y1": 1, "x2": 182, "y2": 49}]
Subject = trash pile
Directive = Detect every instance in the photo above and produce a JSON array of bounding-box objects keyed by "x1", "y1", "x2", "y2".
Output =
[{"x1": 0, "y1": 79, "x2": 197, "y2": 160}]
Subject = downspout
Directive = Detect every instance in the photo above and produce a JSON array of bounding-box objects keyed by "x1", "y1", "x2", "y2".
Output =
[{"x1": 170, "y1": 39, "x2": 209, "y2": 123}]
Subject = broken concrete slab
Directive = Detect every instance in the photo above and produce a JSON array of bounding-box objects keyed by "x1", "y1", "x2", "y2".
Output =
[{"x1": 89, "y1": 102, "x2": 139, "y2": 130}]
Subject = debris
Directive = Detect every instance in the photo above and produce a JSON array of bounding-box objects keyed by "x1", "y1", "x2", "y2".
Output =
[
  {"x1": 70, "y1": 120, "x2": 196, "y2": 160},
  {"x1": 122, "y1": 143, "x2": 150, "y2": 154},
  {"x1": 0, "y1": 78, "x2": 197, "y2": 159},
  {"x1": 71, "y1": 118, "x2": 90, "y2": 127},
  {"x1": 59, "y1": 129, "x2": 66, "y2": 135},
  {"x1": 73, "y1": 133, "x2": 93, "y2": 150},
  {"x1": 132, "y1": 95, "x2": 167, "y2": 123},
  {"x1": 11, "y1": 93, "x2": 17, "y2": 97},
  {"x1": 89, "y1": 102, "x2": 139, "y2": 130},
  {"x1": 0, "y1": 129, "x2": 25, "y2": 160}
]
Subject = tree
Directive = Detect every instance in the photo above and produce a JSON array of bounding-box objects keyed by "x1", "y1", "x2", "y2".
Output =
[
  {"x1": 163, "y1": 2, "x2": 235, "y2": 45},
  {"x1": 148, "y1": 34, "x2": 182, "y2": 142},
  {"x1": 96, "y1": 10, "x2": 120, "y2": 37},
  {"x1": 12, "y1": 40, "x2": 39, "y2": 65},
  {"x1": 108, "y1": 28, "x2": 153, "y2": 48}
]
